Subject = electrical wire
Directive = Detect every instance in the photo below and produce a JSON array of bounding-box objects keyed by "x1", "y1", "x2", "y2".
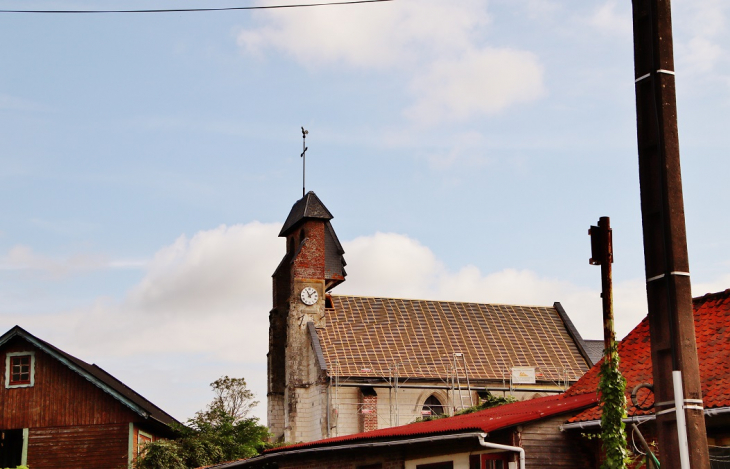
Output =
[{"x1": 0, "y1": 0, "x2": 392, "y2": 14}]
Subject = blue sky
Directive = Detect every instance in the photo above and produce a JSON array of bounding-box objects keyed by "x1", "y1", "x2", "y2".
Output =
[{"x1": 1, "y1": 0, "x2": 729, "y2": 422}]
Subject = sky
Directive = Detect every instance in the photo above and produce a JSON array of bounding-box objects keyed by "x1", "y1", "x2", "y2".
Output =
[{"x1": 0, "y1": 0, "x2": 729, "y2": 423}]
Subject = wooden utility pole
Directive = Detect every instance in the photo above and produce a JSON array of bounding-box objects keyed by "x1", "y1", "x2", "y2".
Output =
[
  {"x1": 589, "y1": 217, "x2": 615, "y2": 352},
  {"x1": 630, "y1": 1, "x2": 709, "y2": 467}
]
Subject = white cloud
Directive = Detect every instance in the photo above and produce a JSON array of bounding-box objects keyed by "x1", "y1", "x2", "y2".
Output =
[
  {"x1": 238, "y1": 0, "x2": 489, "y2": 69},
  {"x1": 0, "y1": 222, "x2": 283, "y2": 421},
  {"x1": 338, "y1": 232, "x2": 646, "y2": 340},
  {"x1": 675, "y1": 0, "x2": 728, "y2": 77},
  {"x1": 588, "y1": 1, "x2": 632, "y2": 38},
  {"x1": 4, "y1": 225, "x2": 725, "y2": 422},
  {"x1": 237, "y1": 0, "x2": 545, "y2": 123},
  {"x1": 405, "y1": 48, "x2": 545, "y2": 123}
]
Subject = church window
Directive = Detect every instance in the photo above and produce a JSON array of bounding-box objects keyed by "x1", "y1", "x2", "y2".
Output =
[
  {"x1": 422, "y1": 394, "x2": 445, "y2": 416},
  {"x1": 5, "y1": 352, "x2": 35, "y2": 388}
]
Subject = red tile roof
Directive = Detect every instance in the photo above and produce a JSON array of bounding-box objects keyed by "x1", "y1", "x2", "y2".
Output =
[
  {"x1": 265, "y1": 392, "x2": 597, "y2": 454},
  {"x1": 566, "y1": 289, "x2": 730, "y2": 422}
]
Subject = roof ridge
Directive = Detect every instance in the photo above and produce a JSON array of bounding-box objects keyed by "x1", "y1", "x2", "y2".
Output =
[
  {"x1": 330, "y1": 294, "x2": 555, "y2": 309},
  {"x1": 692, "y1": 288, "x2": 730, "y2": 304}
]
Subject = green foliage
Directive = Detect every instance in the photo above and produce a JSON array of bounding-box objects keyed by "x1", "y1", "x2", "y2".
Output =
[
  {"x1": 598, "y1": 341, "x2": 629, "y2": 469},
  {"x1": 2, "y1": 466, "x2": 29, "y2": 469},
  {"x1": 134, "y1": 440, "x2": 186, "y2": 469},
  {"x1": 454, "y1": 393, "x2": 517, "y2": 416},
  {"x1": 208, "y1": 376, "x2": 258, "y2": 422},
  {"x1": 134, "y1": 377, "x2": 270, "y2": 469}
]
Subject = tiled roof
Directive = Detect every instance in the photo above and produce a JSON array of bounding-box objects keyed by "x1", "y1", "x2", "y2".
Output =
[
  {"x1": 265, "y1": 392, "x2": 598, "y2": 454},
  {"x1": 566, "y1": 289, "x2": 730, "y2": 422},
  {"x1": 318, "y1": 296, "x2": 591, "y2": 382}
]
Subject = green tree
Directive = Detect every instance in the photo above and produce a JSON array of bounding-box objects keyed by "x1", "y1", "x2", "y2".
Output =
[{"x1": 134, "y1": 377, "x2": 270, "y2": 469}]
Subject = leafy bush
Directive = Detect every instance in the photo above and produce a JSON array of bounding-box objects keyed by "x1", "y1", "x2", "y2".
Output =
[{"x1": 134, "y1": 377, "x2": 270, "y2": 469}]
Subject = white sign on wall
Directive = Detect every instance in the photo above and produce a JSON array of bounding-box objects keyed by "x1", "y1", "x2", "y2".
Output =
[{"x1": 511, "y1": 366, "x2": 536, "y2": 384}]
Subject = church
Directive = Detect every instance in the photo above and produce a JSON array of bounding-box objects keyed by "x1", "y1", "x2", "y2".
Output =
[{"x1": 267, "y1": 191, "x2": 594, "y2": 443}]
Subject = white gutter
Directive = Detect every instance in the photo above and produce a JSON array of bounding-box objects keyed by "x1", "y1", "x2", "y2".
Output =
[
  {"x1": 560, "y1": 405, "x2": 730, "y2": 431},
  {"x1": 477, "y1": 434, "x2": 525, "y2": 469},
  {"x1": 216, "y1": 432, "x2": 522, "y2": 468}
]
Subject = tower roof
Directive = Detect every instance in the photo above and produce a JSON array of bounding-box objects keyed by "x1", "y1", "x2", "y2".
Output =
[{"x1": 279, "y1": 191, "x2": 334, "y2": 237}]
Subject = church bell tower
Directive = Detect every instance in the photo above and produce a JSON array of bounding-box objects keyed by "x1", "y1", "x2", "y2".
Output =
[{"x1": 268, "y1": 191, "x2": 346, "y2": 442}]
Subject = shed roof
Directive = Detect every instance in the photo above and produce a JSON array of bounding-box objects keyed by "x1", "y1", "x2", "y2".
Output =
[
  {"x1": 566, "y1": 288, "x2": 730, "y2": 422},
  {"x1": 318, "y1": 296, "x2": 591, "y2": 382},
  {"x1": 0, "y1": 325, "x2": 178, "y2": 427}
]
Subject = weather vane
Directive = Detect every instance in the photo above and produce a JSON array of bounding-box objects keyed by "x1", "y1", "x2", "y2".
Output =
[{"x1": 301, "y1": 127, "x2": 308, "y2": 197}]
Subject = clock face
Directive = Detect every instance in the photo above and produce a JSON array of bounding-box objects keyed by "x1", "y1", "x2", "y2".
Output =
[{"x1": 300, "y1": 287, "x2": 318, "y2": 306}]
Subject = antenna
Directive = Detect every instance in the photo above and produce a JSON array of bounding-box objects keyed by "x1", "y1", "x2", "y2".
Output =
[{"x1": 300, "y1": 127, "x2": 308, "y2": 197}]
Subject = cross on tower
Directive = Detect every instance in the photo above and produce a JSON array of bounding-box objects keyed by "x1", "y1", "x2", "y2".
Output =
[{"x1": 301, "y1": 127, "x2": 308, "y2": 197}]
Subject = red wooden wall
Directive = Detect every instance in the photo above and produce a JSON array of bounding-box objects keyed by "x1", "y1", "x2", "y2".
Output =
[
  {"x1": 0, "y1": 337, "x2": 141, "y2": 429},
  {"x1": 27, "y1": 423, "x2": 129, "y2": 469}
]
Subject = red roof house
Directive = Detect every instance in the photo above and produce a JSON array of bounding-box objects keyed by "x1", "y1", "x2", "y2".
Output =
[{"x1": 562, "y1": 289, "x2": 730, "y2": 429}]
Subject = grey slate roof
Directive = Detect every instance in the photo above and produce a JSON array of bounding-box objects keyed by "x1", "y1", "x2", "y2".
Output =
[
  {"x1": 279, "y1": 191, "x2": 334, "y2": 237},
  {"x1": 582, "y1": 339, "x2": 606, "y2": 366}
]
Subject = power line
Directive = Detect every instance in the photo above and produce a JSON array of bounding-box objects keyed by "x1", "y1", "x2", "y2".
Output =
[{"x1": 0, "y1": 0, "x2": 392, "y2": 14}]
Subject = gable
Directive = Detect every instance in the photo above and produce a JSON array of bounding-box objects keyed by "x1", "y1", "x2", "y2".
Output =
[
  {"x1": 0, "y1": 336, "x2": 140, "y2": 428},
  {"x1": 0, "y1": 326, "x2": 177, "y2": 427},
  {"x1": 318, "y1": 296, "x2": 591, "y2": 382}
]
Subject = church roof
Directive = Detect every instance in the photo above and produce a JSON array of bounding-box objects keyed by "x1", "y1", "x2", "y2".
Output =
[
  {"x1": 317, "y1": 296, "x2": 591, "y2": 383},
  {"x1": 279, "y1": 191, "x2": 334, "y2": 237}
]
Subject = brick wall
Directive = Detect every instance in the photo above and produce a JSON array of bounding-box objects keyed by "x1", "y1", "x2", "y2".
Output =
[{"x1": 360, "y1": 393, "x2": 378, "y2": 432}]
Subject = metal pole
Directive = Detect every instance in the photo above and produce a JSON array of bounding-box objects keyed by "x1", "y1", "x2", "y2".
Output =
[
  {"x1": 454, "y1": 354, "x2": 465, "y2": 410},
  {"x1": 462, "y1": 355, "x2": 474, "y2": 407},
  {"x1": 630, "y1": 1, "x2": 709, "y2": 467},
  {"x1": 394, "y1": 362, "x2": 399, "y2": 426}
]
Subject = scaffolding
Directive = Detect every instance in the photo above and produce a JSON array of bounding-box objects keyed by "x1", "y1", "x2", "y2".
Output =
[{"x1": 325, "y1": 354, "x2": 584, "y2": 432}]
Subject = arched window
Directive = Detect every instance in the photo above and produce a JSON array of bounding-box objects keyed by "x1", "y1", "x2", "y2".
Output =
[{"x1": 422, "y1": 394, "x2": 444, "y2": 416}]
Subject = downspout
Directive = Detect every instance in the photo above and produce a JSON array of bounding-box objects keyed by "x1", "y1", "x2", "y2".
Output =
[{"x1": 477, "y1": 433, "x2": 525, "y2": 469}]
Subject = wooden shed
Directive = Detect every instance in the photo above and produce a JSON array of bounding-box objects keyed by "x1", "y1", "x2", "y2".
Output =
[{"x1": 0, "y1": 325, "x2": 178, "y2": 468}]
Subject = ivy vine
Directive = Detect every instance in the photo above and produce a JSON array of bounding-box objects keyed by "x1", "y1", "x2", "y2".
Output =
[{"x1": 599, "y1": 341, "x2": 630, "y2": 468}]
